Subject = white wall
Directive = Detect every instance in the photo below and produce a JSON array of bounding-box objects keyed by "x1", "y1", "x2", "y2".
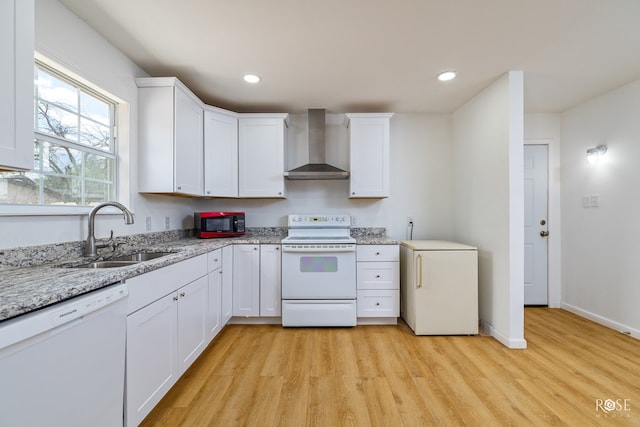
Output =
[
  {"x1": 0, "y1": 0, "x2": 200, "y2": 250},
  {"x1": 200, "y1": 113, "x2": 454, "y2": 241},
  {"x1": 452, "y1": 72, "x2": 526, "y2": 349},
  {"x1": 0, "y1": 1, "x2": 455, "y2": 251},
  {"x1": 560, "y1": 79, "x2": 640, "y2": 338}
]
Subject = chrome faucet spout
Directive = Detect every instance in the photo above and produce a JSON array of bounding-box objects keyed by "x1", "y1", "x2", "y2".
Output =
[{"x1": 83, "y1": 201, "x2": 135, "y2": 256}]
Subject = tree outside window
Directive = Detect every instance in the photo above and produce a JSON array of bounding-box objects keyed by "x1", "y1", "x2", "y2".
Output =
[{"x1": 0, "y1": 62, "x2": 116, "y2": 206}]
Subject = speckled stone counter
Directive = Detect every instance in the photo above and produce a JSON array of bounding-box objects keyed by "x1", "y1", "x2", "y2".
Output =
[
  {"x1": 0, "y1": 229, "x2": 285, "y2": 322},
  {"x1": 0, "y1": 227, "x2": 396, "y2": 322},
  {"x1": 351, "y1": 227, "x2": 400, "y2": 245}
]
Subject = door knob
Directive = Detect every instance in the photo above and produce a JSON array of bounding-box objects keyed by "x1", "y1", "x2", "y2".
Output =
[{"x1": 540, "y1": 230, "x2": 549, "y2": 237}]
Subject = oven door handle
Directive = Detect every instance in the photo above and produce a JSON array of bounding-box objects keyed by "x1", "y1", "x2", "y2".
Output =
[{"x1": 281, "y1": 245, "x2": 356, "y2": 253}]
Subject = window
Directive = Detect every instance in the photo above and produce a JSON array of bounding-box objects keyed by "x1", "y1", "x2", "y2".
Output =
[{"x1": 0, "y1": 61, "x2": 117, "y2": 207}]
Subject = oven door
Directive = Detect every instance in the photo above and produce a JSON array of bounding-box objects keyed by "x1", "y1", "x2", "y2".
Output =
[{"x1": 281, "y1": 245, "x2": 356, "y2": 299}]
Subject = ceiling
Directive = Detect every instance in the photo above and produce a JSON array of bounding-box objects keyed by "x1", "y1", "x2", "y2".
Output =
[{"x1": 58, "y1": 0, "x2": 640, "y2": 114}]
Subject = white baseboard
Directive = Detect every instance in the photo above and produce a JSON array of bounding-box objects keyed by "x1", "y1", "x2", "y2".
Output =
[
  {"x1": 229, "y1": 316, "x2": 282, "y2": 325},
  {"x1": 561, "y1": 303, "x2": 640, "y2": 340},
  {"x1": 480, "y1": 319, "x2": 528, "y2": 349},
  {"x1": 357, "y1": 317, "x2": 398, "y2": 326}
]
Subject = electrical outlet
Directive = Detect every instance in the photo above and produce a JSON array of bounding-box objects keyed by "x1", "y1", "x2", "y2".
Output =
[
  {"x1": 145, "y1": 216, "x2": 152, "y2": 231},
  {"x1": 165, "y1": 217, "x2": 170, "y2": 230}
]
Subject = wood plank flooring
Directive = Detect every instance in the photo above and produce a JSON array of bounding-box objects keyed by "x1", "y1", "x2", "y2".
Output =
[{"x1": 140, "y1": 309, "x2": 640, "y2": 426}]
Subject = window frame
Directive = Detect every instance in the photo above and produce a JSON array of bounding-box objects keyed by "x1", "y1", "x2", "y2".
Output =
[{"x1": 0, "y1": 55, "x2": 128, "y2": 216}]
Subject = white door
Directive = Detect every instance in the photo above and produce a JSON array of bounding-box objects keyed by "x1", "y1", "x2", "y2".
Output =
[{"x1": 524, "y1": 145, "x2": 549, "y2": 305}]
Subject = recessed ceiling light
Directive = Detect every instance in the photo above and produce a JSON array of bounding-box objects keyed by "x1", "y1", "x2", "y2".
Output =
[
  {"x1": 437, "y1": 71, "x2": 457, "y2": 82},
  {"x1": 243, "y1": 74, "x2": 261, "y2": 83}
]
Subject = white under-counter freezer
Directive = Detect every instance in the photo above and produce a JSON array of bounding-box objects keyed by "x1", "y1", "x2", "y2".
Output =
[{"x1": 400, "y1": 240, "x2": 478, "y2": 335}]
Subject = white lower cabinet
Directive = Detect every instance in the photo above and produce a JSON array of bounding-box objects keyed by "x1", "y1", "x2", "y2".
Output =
[
  {"x1": 232, "y1": 244, "x2": 260, "y2": 316},
  {"x1": 125, "y1": 254, "x2": 208, "y2": 427},
  {"x1": 232, "y1": 244, "x2": 282, "y2": 319},
  {"x1": 221, "y1": 245, "x2": 233, "y2": 323},
  {"x1": 260, "y1": 244, "x2": 281, "y2": 317},
  {"x1": 126, "y1": 292, "x2": 177, "y2": 427},
  {"x1": 356, "y1": 245, "x2": 400, "y2": 322},
  {"x1": 176, "y1": 277, "x2": 208, "y2": 372},
  {"x1": 207, "y1": 249, "x2": 223, "y2": 341}
]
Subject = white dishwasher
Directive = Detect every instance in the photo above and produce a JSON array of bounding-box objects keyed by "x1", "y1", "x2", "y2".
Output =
[{"x1": 0, "y1": 283, "x2": 128, "y2": 427}]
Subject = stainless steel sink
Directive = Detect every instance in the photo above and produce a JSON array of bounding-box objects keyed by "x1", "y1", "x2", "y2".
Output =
[
  {"x1": 73, "y1": 260, "x2": 140, "y2": 269},
  {"x1": 63, "y1": 251, "x2": 175, "y2": 268},
  {"x1": 109, "y1": 252, "x2": 175, "y2": 262}
]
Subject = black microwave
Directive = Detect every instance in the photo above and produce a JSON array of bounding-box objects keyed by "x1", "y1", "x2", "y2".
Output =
[{"x1": 195, "y1": 212, "x2": 245, "y2": 238}]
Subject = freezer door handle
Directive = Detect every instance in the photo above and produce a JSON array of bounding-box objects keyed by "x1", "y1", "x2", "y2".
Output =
[{"x1": 416, "y1": 254, "x2": 423, "y2": 288}]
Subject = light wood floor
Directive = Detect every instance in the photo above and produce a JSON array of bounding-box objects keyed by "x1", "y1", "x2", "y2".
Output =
[{"x1": 140, "y1": 309, "x2": 640, "y2": 426}]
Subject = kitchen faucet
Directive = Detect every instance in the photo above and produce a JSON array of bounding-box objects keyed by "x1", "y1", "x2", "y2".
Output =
[{"x1": 83, "y1": 201, "x2": 134, "y2": 256}]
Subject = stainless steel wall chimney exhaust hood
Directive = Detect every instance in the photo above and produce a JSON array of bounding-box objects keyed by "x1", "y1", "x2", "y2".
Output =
[{"x1": 284, "y1": 109, "x2": 349, "y2": 180}]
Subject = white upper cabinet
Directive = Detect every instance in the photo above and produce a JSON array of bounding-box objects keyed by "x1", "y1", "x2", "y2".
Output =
[
  {"x1": 204, "y1": 106, "x2": 238, "y2": 197},
  {"x1": 0, "y1": 0, "x2": 34, "y2": 171},
  {"x1": 346, "y1": 113, "x2": 394, "y2": 198},
  {"x1": 136, "y1": 77, "x2": 204, "y2": 196},
  {"x1": 238, "y1": 114, "x2": 288, "y2": 198}
]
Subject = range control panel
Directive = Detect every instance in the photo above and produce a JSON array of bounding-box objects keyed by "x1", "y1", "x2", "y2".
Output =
[{"x1": 287, "y1": 213, "x2": 351, "y2": 227}]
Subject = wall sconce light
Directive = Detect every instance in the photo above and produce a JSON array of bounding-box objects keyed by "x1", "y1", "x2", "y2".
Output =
[{"x1": 586, "y1": 144, "x2": 607, "y2": 164}]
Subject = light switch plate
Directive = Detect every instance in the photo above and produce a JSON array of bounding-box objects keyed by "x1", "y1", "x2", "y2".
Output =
[
  {"x1": 590, "y1": 194, "x2": 600, "y2": 207},
  {"x1": 582, "y1": 196, "x2": 591, "y2": 208}
]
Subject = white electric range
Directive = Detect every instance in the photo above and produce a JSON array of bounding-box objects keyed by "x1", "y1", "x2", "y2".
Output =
[{"x1": 281, "y1": 214, "x2": 357, "y2": 327}]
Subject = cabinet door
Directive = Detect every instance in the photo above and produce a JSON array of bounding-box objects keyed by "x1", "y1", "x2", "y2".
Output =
[
  {"x1": 207, "y1": 267, "x2": 222, "y2": 342},
  {"x1": 176, "y1": 276, "x2": 208, "y2": 375},
  {"x1": 0, "y1": 0, "x2": 33, "y2": 171},
  {"x1": 174, "y1": 86, "x2": 204, "y2": 196},
  {"x1": 204, "y1": 108, "x2": 238, "y2": 197},
  {"x1": 126, "y1": 293, "x2": 178, "y2": 427},
  {"x1": 347, "y1": 114, "x2": 393, "y2": 198},
  {"x1": 238, "y1": 117, "x2": 286, "y2": 198},
  {"x1": 232, "y1": 244, "x2": 260, "y2": 316},
  {"x1": 221, "y1": 245, "x2": 234, "y2": 323},
  {"x1": 260, "y1": 244, "x2": 281, "y2": 317}
]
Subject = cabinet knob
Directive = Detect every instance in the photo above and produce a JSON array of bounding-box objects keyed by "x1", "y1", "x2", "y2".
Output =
[
  {"x1": 173, "y1": 296, "x2": 179, "y2": 301},
  {"x1": 376, "y1": 275, "x2": 381, "y2": 278},
  {"x1": 376, "y1": 302, "x2": 381, "y2": 306},
  {"x1": 214, "y1": 258, "x2": 219, "y2": 262},
  {"x1": 180, "y1": 292, "x2": 186, "y2": 298},
  {"x1": 352, "y1": 192, "x2": 356, "y2": 195},
  {"x1": 177, "y1": 186, "x2": 182, "y2": 190},
  {"x1": 375, "y1": 252, "x2": 380, "y2": 255}
]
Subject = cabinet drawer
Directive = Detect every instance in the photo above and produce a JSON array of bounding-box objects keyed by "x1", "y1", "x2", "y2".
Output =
[
  {"x1": 357, "y1": 290, "x2": 399, "y2": 317},
  {"x1": 207, "y1": 248, "x2": 222, "y2": 272},
  {"x1": 357, "y1": 262, "x2": 399, "y2": 289},
  {"x1": 357, "y1": 245, "x2": 399, "y2": 262}
]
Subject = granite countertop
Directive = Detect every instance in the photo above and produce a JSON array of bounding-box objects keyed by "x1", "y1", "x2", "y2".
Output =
[{"x1": 0, "y1": 228, "x2": 398, "y2": 323}]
